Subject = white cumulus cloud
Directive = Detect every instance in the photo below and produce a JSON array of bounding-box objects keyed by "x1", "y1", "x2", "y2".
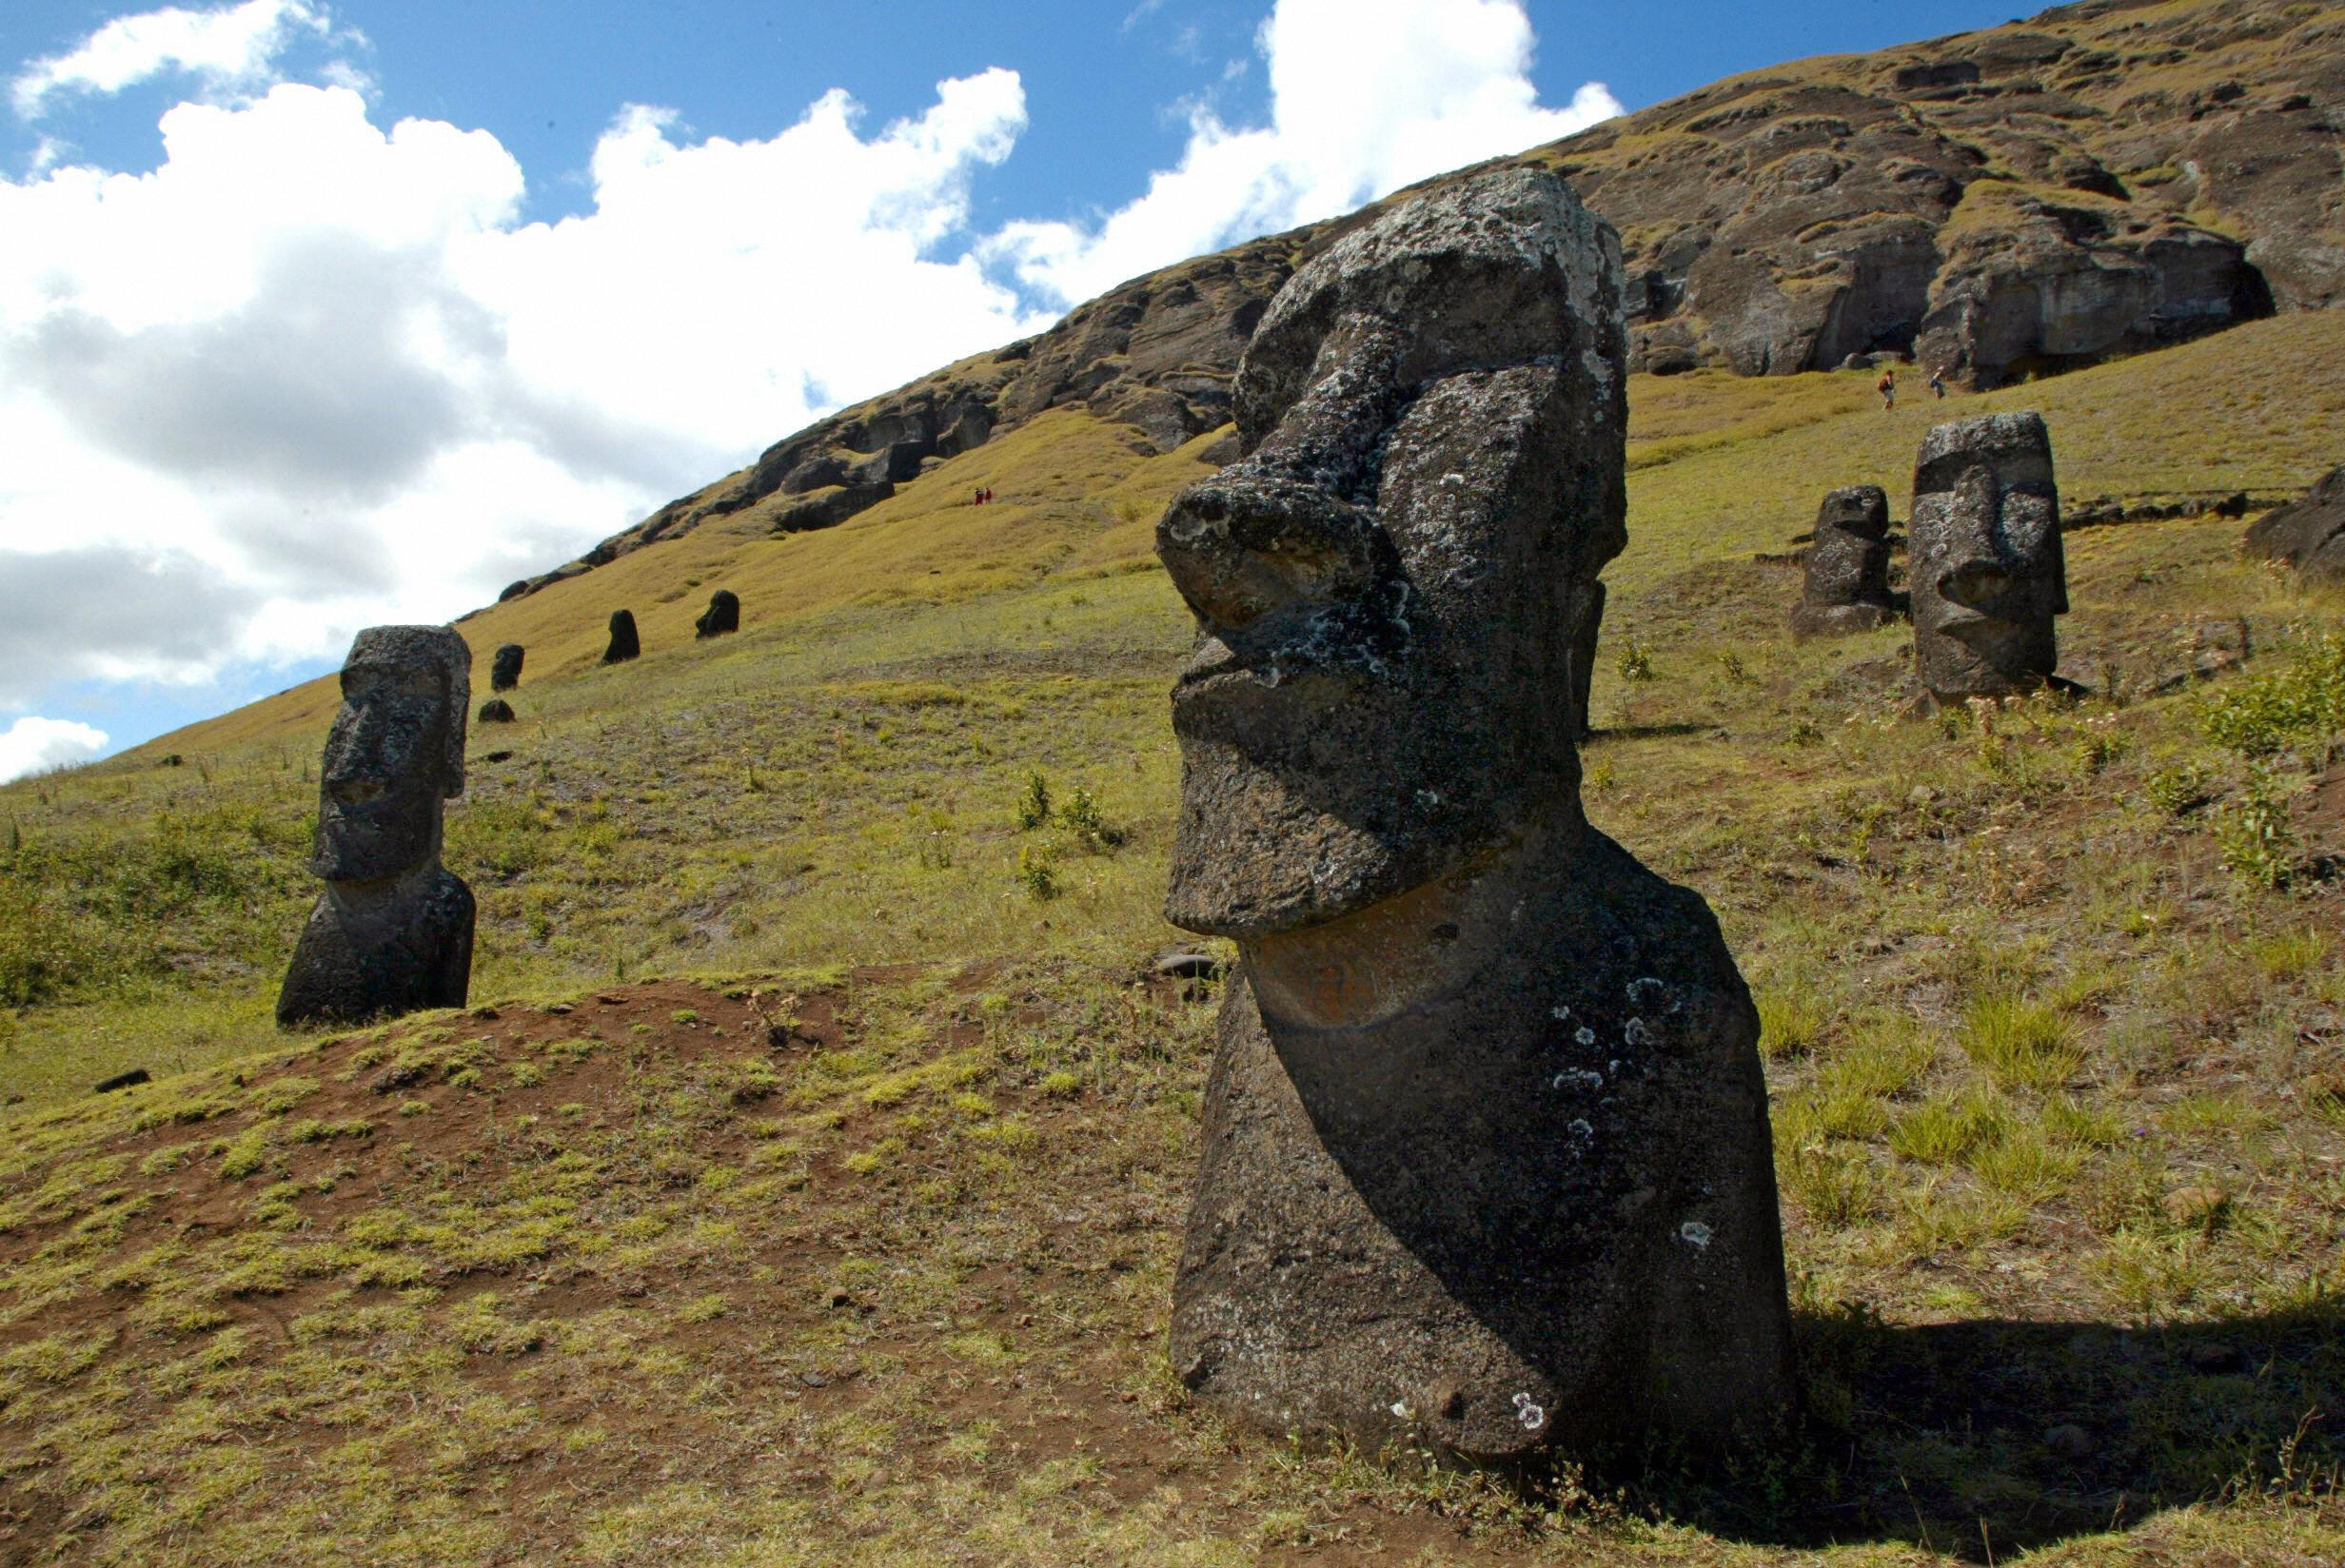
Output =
[
  {"x1": 11, "y1": 0, "x2": 333, "y2": 119},
  {"x1": 983, "y1": 0, "x2": 1621, "y2": 305},
  {"x1": 0, "y1": 717, "x2": 109, "y2": 782},
  {"x1": 0, "y1": 72, "x2": 1045, "y2": 710}
]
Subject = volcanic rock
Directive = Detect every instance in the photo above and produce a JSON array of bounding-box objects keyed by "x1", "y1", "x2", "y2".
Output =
[{"x1": 2243, "y1": 464, "x2": 2345, "y2": 581}]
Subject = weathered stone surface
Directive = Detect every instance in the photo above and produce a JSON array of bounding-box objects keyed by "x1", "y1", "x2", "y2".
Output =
[
  {"x1": 1792, "y1": 484, "x2": 1901, "y2": 637},
  {"x1": 278, "y1": 626, "x2": 476, "y2": 1029},
  {"x1": 490, "y1": 643, "x2": 523, "y2": 692},
  {"x1": 602, "y1": 610, "x2": 640, "y2": 665},
  {"x1": 695, "y1": 589, "x2": 740, "y2": 638},
  {"x1": 1909, "y1": 412, "x2": 2068, "y2": 701},
  {"x1": 2243, "y1": 464, "x2": 2345, "y2": 581},
  {"x1": 477, "y1": 697, "x2": 516, "y2": 724},
  {"x1": 1154, "y1": 167, "x2": 1793, "y2": 1466}
]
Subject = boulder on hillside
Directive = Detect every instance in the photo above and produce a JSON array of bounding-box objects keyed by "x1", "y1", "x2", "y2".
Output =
[{"x1": 2243, "y1": 465, "x2": 2345, "y2": 581}]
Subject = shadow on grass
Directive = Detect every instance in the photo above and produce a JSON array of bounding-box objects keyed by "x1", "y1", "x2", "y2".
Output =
[
  {"x1": 1638, "y1": 1303, "x2": 2345, "y2": 1559},
  {"x1": 1587, "y1": 722, "x2": 1712, "y2": 741}
]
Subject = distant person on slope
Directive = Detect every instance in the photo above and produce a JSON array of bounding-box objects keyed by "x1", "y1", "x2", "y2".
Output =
[
  {"x1": 1878, "y1": 367, "x2": 1897, "y2": 411},
  {"x1": 1929, "y1": 367, "x2": 1947, "y2": 400}
]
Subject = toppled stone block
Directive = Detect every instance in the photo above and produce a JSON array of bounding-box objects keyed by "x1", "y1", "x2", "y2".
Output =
[{"x1": 2243, "y1": 465, "x2": 2345, "y2": 582}]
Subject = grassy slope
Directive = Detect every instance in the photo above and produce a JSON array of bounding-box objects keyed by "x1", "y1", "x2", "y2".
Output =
[{"x1": 3, "y1": 314, "x2": 2345, "y2": 1563}]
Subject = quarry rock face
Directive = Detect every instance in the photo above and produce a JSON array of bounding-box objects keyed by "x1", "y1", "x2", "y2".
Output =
[
  {"x1": 278, "y1": 626, "x2": 476, "y2": 1029},
  {"x1": 695, "y1": 589, "x2": 740, "y2": 638},
  {"x1": 602, "y1": 610, "x2": 640, "y2": 665},
  {"x1": 490, "y1": 643, "x2": 523, "y2": 692},
  {"x1": 1909, "y1": 412, "x2": 2068, "y2": 701},
  {"x1": 1792, "y1": 484, "x2": 1901, "y2": 637},
  {"x1": 2243, "y1": 464, "x2": 2345, "y2": 581},
  {"x1": 497, "y1": 1, "x2": 2341, "y2": 610},
  {"x1": 1153, "y1": 167, "x2": 1794, "y2": 1464}
]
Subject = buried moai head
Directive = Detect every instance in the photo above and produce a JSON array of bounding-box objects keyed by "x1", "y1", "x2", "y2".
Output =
[
  {"x1": 310, "y1": 626, "x2": 469, "y2": 884},
  {"x1": 1153, "y1": 167, "x2": 1626, "y2": 938},
  {"x1": 1909, "y1": 412, "x2": 2066, "y2": 699},
  {"x1": 603, "y1": 610, "x2": 640, "y2": 664},
  {"x1": 695, "y1": 589, "x2": 739, "y2": 638},
  {"x1": 1791, "y1": 484, "x2": 1898, "y2": 637},
  {"x1": 490, "y1": 643, "x2": 523, "y2": 691}
]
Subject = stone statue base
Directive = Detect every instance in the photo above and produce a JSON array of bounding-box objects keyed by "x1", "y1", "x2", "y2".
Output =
[
  {"x1": 1171, "y1": 827, "x2": 1794, "y2": 1464},
  {"x1": 276, "y1": 867, "x2": 476, "y2": 1028},
  {"x1": 1790, "y1": 601, "x2": 1900, "y2": 639}
]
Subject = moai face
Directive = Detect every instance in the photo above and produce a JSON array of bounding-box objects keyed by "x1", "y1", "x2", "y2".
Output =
[
  {"x1": 1155, "y1": 169, "x2": 1626, "y2": 937},
  {"x1": 1909, "y1": 412, "x2": 2066, "y2": 697},
  {"x1": 310, "y1": 626, "x2": 468, "y2": 882}
]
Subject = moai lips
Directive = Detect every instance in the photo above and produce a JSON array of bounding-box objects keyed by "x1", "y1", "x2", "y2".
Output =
[
  {"x1": 277, "y1": 626, "x2": 476, "y2": 1028},
  {"x1": 1909, "y1": 412, "x2": 2068, "y2": 701},
  {"x1": 1155, "y1": 167, "x2": 1795, "y2": 1468}
]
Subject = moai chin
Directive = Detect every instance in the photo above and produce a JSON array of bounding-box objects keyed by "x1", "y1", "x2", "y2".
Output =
[
  {"x1": 1909, "y1": 412, "x2": 2067, "y2": 702},
  {"x1": 1790, "y1": 484, "x2": 1900, "y2": 638},
  {"x1": 490, "y1": 643, "x2": 524, "y2": 692},
  {"x1": 1153, "y1": 167, "x2": 1794, "y2": 1466},
  {"x1": 696, "y1": 589, "x2": 740, "y2": 639},
  {"x1": 603, "y1": 609, "x2": 640, "y2": 664},
  {"x1": 276, "y1": 626, "x2": 476, "y2": 1028}
]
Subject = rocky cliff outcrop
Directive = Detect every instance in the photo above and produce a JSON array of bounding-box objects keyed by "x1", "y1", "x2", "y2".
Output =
[
  {"x1": 503, "y1": 0, "x2": 2343, "y2": 601},
  {"x1": 1541, "y1": 0, "x2": 2341, "y2": 384}
]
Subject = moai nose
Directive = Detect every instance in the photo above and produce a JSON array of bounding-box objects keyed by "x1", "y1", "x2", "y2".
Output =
[{"x1": 1156, "y1": 471, "x2": 1389, "y2": 636}]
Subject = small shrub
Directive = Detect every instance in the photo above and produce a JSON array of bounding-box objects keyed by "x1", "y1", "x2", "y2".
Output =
[
  {"x1": 1616, "y1": 640, "x2": 1655, "y2": 682},
  {"x1": 2200, "y1": 633, "x2": 2345, "y2": 758},
  {"x1": 2144, "y1": 760, "x2": 2214, "y2": 815},
  {"x1": 1015, "y1": 772, "x2": 1052, "y2": 831},
  {"x1": 1059, "y1": 788, "x2": 1124, "y2": 852},
  {"x1": 2211, "y1": 766, "x2": 2296, "y2": 891},
  {"x1": 1016, "y1": 844, "x2": 1059, "y2": 902}
]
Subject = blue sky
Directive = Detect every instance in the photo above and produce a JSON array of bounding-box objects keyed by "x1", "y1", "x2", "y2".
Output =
[{"x1": 0, "y1": 0, "x2": 2024, "y2": 776}]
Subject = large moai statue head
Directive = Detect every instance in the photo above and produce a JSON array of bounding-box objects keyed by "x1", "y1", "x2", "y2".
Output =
[
  {"x1": 1791, "y1": 484, "x2": 1899, "y2": 638},
  {"x1": 1909, "y1": 412, "x2": 2066, "y2": 699},
  {"x1": 490, "y1": 643, "x2": 524, "y2": 692},
  {"x1": 695, "y1": 589, "x2": 740, "y2": 639},
  {"x1": 603, "y1": 610, "x2": 640, "y2": 665},
  {"x1": 311, "y1": 626, "x2": 469, "y2": 884},
  {"x1": 1155, "y1": 167, "x2": 1626, "y2": 939},
  {"x1": 281, "y1": 625, "x2": 478, "y2": 1028},
  {"x1": 1154, "y1": 169, "x2": 1792, "y2": 1468}
]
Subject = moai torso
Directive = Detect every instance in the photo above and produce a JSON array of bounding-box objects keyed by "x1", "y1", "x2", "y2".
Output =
[
  {"x1": 1909, "y1": 412, "x2": 2067, "y2": 700},
  {"x1": 1153, "y1": 167, "x2": 1793, "y2": 1465},
  {"x1": 277, "y1": 626, "x2": 477, "y2": 1028}
]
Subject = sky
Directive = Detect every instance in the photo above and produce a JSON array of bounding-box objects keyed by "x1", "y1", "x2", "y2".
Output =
[{"x1": 0, "y1": 0, "x2": 2028, "y2": 780}]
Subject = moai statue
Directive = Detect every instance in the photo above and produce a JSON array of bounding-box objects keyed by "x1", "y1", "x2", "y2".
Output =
[
  {"x1": 1790, "y1": 484, "x2": 1900, "y2": 637},
  {"x1": 602, "y1": 609, "x2": 640, "y2": 664},
  {"x1": 1910, "y1": 412, "x2": 2068, "y2": 703},
  {"x1": 477, "y1": 697, "x2": 516, "y2": 724},
  {"x1": 490, "y1": 642, "x2": 524, "y2": 691},
  {"x1": 1154, "y1": 167, "x2": 1794, "y2": 1466},
  {"x1": 277, "y1": 626, "x2": 476, "y2": 1028},
  {"x1": 695, "y1": 589, "x2": 740, "y2": 638}
]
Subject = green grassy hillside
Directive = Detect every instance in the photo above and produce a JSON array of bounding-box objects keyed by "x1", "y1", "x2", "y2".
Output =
[{"x1": 3, "y1": 312, "x2": 2344, "y2": 1564}]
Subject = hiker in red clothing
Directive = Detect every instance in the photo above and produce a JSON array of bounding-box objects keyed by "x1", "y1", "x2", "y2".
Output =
[{"x1": 1877, "y1": 367, "x2": 1897, "y2": 411}]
